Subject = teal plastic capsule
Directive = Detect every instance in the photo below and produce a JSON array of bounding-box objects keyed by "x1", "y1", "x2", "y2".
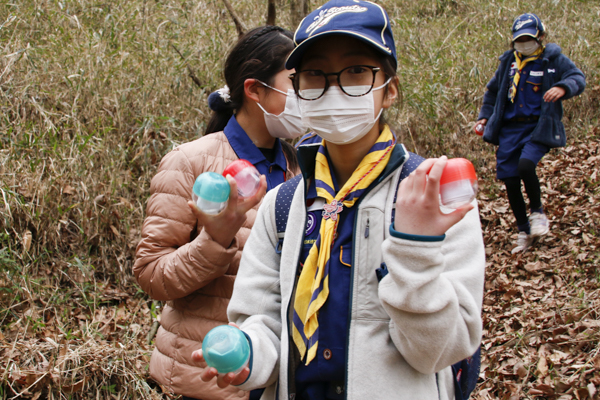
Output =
[
  {"x1": 202, "y1": 325, "x2": 250, "y2": 374},
  {"x1": 192, "y1": 172, "x2": 230, "y2": 214}
]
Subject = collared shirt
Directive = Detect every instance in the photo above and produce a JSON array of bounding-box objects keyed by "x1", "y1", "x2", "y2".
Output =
[
  {"x1": 223, "y1": 116, "x2": 288, "y2": 190},
  {"x1": 295, "y1": 154, "x2": 357, "y2": 400},
  {"x1": 504, "y1": 57, "x2": 544, "y2": 120}
]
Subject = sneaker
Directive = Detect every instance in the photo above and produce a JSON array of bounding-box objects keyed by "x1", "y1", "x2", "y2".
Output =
[
  {"x1": 529, "y1": 212, "x2": 549, "y2": 238},
  {"x1": 511, "y1": 231, "x2": 533, "y2": 254}
]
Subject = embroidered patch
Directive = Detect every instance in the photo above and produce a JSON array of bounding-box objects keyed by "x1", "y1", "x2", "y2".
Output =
[
  {"x1": 547, "y1": 69, "x2": 556, "y2": 73},
  {"x1": 305, "y1": 5, "x2": 368, "y2": 36},
  {"x1": 510, "y1": 62, "x2": 517, "y2": 69},
  {"x1": 305, "y1": 212, "x2": 317, "y2": 236},
  {"x1": 515, "y1": 19, "x2": 533, "y2": 31},
  {"x1": 533, "y1": 85, "x2": 540, "y2": 92},
  {"x1": 530, "y1": 71, "x2": 544, "y2": 77}
]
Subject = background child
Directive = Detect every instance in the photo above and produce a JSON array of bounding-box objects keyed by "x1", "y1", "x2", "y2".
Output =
[
  {"x1": 134, "y1": 26, "x2": 304, "y2": 400},
  {"x1": 476, "y1": 13, "x2": 585, "y2": 254},
  {"x1": 194, "y1": 1, "x2": 485, "y2": 399}
]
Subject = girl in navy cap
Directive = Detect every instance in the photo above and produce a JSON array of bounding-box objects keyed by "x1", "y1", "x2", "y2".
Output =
[
  {"x1": 475, "y1": 13, "x2": 585, "y2": 254},
  {"x1": 195, "y1": 1, "x2": 485, "y2": 399}
]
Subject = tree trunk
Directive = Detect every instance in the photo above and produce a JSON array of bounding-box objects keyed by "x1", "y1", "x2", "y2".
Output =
[
  {"x1": 266, "y1": 0, "x2": 276, "y2": 26},
  {"x1": 290, "y1": 0, "x2": 309, "y2": 28}
]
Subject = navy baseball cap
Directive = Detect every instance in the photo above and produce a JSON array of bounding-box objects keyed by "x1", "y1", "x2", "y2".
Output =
[
  {"x1": 285, "y1": 0, "x2": 397, "y2": 70},
  {"x1": 512, "y1": 13, "x2": 545, "y2": 40}
]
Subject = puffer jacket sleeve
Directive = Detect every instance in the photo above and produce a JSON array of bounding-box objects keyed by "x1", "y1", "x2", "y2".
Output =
[
  {"x1": 553, "y1": 54, "x2": 586, "y2": 100},
  {"x1": 134, "y1": 147, "x2": 239, "y2": 301},
  {"x1": 378, "y1": 204, "x2": 485, "y2": 375},
  {"x1": 227, "y1": 188, "x2": 282, "y2": 390}
]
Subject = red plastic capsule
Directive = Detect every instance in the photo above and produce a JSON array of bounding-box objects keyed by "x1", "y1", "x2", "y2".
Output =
[
  {"x1": 223, "y1": 159, "x2": 261, "y2": 198},
  {"x1": 439, "y1": 158, "x2": 478, "y2": 208}
]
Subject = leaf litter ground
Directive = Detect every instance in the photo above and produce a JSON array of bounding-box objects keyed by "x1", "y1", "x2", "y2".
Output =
[
  {"x1": 1, "y1": 136, "x2": 599, "y2": 399},
  {"x1": 475, "y1": 135, "x2": 600, "y2": 400}
]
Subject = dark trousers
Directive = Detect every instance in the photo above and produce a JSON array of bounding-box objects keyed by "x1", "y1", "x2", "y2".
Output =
[{"x1": 502, "y1": 158, "x2": 543, "y2": 231}]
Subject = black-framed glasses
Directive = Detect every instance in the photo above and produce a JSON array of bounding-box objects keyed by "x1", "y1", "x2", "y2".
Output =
[{"x1": 289, "y1": 65, "x2": 381, "y2": 101}]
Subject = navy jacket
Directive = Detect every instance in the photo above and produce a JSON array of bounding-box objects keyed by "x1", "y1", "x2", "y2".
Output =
[{"x1": 478, "y1": 43, "x2": 585, "y2": 148}]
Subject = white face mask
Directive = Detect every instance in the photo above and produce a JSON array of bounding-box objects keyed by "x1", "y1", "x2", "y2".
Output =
[
  {"x1": 514, "y1": 40, "x2": 540, "y2": 56},
  {"x1": 257, "y1": 82, "x2": 306, "y2": 140},
  {"x1": 298, "y1": 79, "x2": 391, "y2": 145}
]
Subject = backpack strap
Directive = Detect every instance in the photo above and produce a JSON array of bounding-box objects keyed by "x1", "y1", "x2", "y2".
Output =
[
  {"x1": 274, "y1": 174, "x2": 303, "y2": 254},
  {"x1": 452, "y1": 346, "x2": 482, "y2": 400},
  {"x1": 391, "y1": 152, "x2": 425, "y2": 224}
]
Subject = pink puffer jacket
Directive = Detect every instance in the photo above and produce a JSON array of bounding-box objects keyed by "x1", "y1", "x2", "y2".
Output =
[{"x1": 134, "y1": 131, "x2": 297, "y2": 399}]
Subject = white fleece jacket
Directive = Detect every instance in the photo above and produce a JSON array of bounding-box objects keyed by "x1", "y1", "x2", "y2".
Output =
[{"x1": 228, "y1": 150, "x2": 485, "y2": 400}]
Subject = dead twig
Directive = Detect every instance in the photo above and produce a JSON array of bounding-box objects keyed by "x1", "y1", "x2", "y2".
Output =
[
  {"x1": 170, "y1": 44, "x2": 205, "y2": 89},
  {"x1": 220, "y1": 0, "x2": 247, "y2": 36}
]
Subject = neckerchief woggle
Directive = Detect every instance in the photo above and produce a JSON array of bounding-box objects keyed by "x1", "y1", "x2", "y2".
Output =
[
  {"x1": 292, "y1": 125, "x2": 395, "y2": 365},
  {"x1": 509, "y1": 45, "x2": 545, "y2": 103}
]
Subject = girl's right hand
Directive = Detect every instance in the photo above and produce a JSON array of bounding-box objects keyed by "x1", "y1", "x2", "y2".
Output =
[
  {"x1": 474, "y1": 119, "x2": 487, "y2": 134},
  {"x1": 188, "y1": 174, "x2": 267, "y2": 248}
]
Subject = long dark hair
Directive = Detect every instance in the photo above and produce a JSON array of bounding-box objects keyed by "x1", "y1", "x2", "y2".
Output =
[
  {"x1": 206, "y1": 26, "x2": 299, "y2": 172},
  {"x1": 379, "y1": 54, "x2": 400, "y2": 130}
]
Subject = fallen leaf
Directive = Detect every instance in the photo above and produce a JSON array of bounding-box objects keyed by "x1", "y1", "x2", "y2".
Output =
[
  {"x1": 22, "y1": 230, "x2": 32, "y2": 252},
  {"x1": 537, "y1": 355, "x2": 548, "y2": 377}
]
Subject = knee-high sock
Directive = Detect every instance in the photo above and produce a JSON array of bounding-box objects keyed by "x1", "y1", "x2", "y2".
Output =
[
  {"x1": 518, "y1": 158, "x2": 543, "y2": 212},
  {"x1": 503, "y1": 176, "x2": 529, "y2": 231}
]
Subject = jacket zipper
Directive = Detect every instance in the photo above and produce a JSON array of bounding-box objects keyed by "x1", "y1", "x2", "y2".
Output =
[
  {"x1": 342, "y1": 151, "x2": 406, "y2": 399},
  {"x1": 286, "y1": 178, "x2": 308, "y2": 400}
]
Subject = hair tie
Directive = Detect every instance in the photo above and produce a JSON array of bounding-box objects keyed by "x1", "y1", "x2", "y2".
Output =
[{"x1": 208, "y1": 85, "x2": 233, "y2": 112}]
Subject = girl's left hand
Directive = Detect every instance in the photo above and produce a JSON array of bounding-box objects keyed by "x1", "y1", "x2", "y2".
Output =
[
  {"x1": 543, "y1": 86, "x2": 566, "y2": 103},
  {"x1": 188, "y1": 175, "x2": 267, "y2": 248},
  {"x1": 191, "y1": 323, "x2": 251, "y2": 388},
  {"x1": 394, "y1": 156, "x2": 473, "y2": 237}
]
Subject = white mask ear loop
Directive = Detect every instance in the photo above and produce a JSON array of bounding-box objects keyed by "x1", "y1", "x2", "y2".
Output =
[
  {"x1": 371, "y1": 77, "x2": 392, "y2": 120},
  {"x1": 256, "y1": 102, "x2": 274, "y2": 116},
  {"x1": 372, "y1": 77, "x2": 393, "y2": 92},
  {"x1": 258, "y1": 80, "x2": 289, "y2": 96},
  {"x1": 256, "y1": 80, "x2": 293, "y2": 116}
]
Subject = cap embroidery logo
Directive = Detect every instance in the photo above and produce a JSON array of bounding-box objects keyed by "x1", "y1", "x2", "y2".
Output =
[
  {"x1": 305, "y1": 5, "x2": 368, "y2": 36},
  {"x1": 515, "y1": 18, "x2": 534, "y2": 31}
]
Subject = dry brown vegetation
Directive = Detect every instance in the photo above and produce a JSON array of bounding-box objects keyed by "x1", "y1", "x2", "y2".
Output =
[{"x1": 0, "y1": 0, "x2": 599, "y2": 398}]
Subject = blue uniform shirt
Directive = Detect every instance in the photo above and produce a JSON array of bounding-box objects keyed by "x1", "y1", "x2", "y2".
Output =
[
  {"x1": 504, "y1": 57, "x2": 544, "y2": 120},
  {"x1": 295, "y1": 157, "x2": 358, "y2": 400},
  {"x1": 223, "y1": 116, "x2": 288, "y2": 190}
]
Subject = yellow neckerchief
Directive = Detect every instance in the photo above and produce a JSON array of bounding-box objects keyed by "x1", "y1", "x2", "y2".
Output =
[
  {"x1": 292, "y1": 125, "x2": 395, "y2": 365},
  {"x1": 509, "y1": 45, "x2": 545, "y2": 103}
]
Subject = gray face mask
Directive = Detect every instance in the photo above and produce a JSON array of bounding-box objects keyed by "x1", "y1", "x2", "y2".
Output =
[{"x1": 514, "y1": 40, "x2": 540, "y2": 56}]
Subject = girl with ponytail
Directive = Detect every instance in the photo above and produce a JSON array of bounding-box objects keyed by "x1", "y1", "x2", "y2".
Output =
[{"x1": 134, "y1": 26, "x2": 304, "y2": 400}]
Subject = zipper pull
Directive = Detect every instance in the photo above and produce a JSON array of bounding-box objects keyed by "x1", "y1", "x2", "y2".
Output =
[{"x1": 364, "y1": 218, "x2": 370, "y2": 238}]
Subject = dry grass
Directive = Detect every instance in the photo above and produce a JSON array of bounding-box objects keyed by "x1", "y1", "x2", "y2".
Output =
[{"x1": 0, "y1": 0, "x2": 599, "y2": 398}]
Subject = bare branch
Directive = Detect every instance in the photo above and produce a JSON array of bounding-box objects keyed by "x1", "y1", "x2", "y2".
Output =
[
  {"x1": 220, "y1": 0, "x2": 247, "y2": 36},
  {"x1": 171, "y1": 44, "x2": 205, "y2": 89}
]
